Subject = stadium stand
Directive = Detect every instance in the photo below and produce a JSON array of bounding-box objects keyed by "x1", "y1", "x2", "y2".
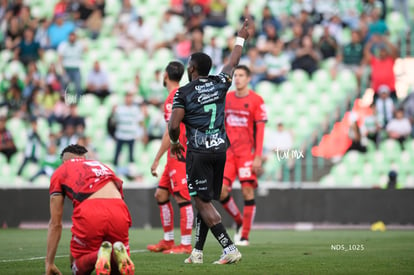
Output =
[{"x1": 0, "y1": 0, "x2": 413, "y2": 188}]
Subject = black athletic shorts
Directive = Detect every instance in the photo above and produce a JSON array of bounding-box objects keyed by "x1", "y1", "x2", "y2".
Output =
[{"x1": 186, "y1": 150, "x2": 226, "y2": 202}]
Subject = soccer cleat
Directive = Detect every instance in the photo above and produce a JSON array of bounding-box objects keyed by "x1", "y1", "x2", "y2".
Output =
[
  {"x1": 147, "y1": 239, "x2": 174, "y2": 252},
  {"x1": 235, "y1": 238, "x2": 249, "y2": 246},
  {"x1": 184, "y1": 249, "x2": 203, "y2": 264},
  {"x1": 234, "y1": 224, "x2": 242, "y2": 244},
  {"x1": 213, "y1": 248, "x2": 242, "y2": 264},
  {"x1": 163, "y1": 244, "x2": 192, "y2": 254},
  {"x1": 95, "y1": 241, "x2": 112, "y2": 275},
  {"x1": 113, "y1": 242, "x2": 135, "y2": 275}
]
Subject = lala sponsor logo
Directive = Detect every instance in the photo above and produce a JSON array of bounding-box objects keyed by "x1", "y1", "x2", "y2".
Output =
[{"x1": 205, "y1": 133, "x2": 225, "y2": 148}]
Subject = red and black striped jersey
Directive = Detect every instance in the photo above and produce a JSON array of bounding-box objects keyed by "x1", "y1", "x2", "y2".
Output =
[{"x1": 49, "y1": 158, "x2": 124, "y2": 208}]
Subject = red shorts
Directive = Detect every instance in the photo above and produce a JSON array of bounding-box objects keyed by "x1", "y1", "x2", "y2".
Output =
[
  {"x1": 223, "y1": 150, "x2": 258, "y2": 191},
  {"x1": 158, "y1": 158, "x2": 190, "y2": 201},
  {"x1": 70, "y1": 199, "x2": 132, "y2": 259}
]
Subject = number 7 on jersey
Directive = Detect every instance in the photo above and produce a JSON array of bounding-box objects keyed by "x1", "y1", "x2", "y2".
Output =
[{"x1": 203, "y1": 103, "x2": 217, "y2": 129}]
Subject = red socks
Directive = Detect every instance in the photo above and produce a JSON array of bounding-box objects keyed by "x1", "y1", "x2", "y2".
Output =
[
  {"x1": 242, "y1": 200, "x2": 256, "y2": 240},
  {"x1": 71, "y1": 251, "x2": 98, "y2": 274},
  {"x1": 159, "y1": 200, "x2": 174, "y2": 240},
  {"x1": 178, "y1": 201, "x2": 193, "y2": 245},
  {"x1": 221, "y1": 195, "x2": 243, "y2": 226}
]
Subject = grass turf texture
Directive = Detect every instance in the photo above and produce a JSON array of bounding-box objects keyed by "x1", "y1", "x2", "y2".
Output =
[{"x1": 0, "y1": 229, "x2": 413, "y2": 274}]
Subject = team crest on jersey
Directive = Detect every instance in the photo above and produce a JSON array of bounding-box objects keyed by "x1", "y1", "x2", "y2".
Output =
[{"x1": 166, "y1": 103, "x2": 172, "y2": 111}]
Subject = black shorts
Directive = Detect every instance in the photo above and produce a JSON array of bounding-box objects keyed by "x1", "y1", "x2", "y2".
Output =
[{"x1": 186, "y1": 150, "x2": 226, "y2": 202}]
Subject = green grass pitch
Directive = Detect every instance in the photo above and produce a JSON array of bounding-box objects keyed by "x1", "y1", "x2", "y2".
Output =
[{"x1": 0, "y1": 228, "x2": 413, "y2": 274}]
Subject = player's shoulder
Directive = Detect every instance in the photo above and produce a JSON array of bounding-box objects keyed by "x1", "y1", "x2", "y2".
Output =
[
  {"x1": 169, "y1": 87, "x2": 179, "y2": 95},
  {"x1": 177, "y1": 81, "x2": 194, "y2": 94},
  {"x1": 226, "y1": 90, "x2": 241, "y2": 102},
  {"x1": 51, "y1": 161, "x2": 66, "y2": 179},
  {"x1": 227, "y1": 90, "x2": 236, "y2": 97},
  {"x1": 166, "y1": 88, "x2": 177, "y2": 101},
  {"x1": 249, "y1": 90, "x2": 265, "y2": 102}
]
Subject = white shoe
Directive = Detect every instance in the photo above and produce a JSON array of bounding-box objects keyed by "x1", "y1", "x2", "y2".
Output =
[
  {"x1": 213, "y1": 248, "x2": 242, "y2": 264},
  {"x1": 235, "y1": 239, "x2": 249, "y2": 246},
  {"x1": 234, "y1": 225, "x2": 242, "y2": 243},
  {"x1": 184, "y1": 249, "x2": 203, "y2": 264}
]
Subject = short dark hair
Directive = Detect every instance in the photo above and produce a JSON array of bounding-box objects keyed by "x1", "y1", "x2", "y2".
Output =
[
  {"x1": 234, "y1": 65, "x2": 251, "y2": 76},
  {"x1": 60, "y1": 144, "x2": 88, "y2": 159},
  {"x1": 166, "y1": 61, "x2": 184, "y2": 82},
  {"x1": 190, "y1": 52, "x2": 212, "y2": 76}
]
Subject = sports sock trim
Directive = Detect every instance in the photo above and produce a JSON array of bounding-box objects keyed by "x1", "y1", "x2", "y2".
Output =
[
  {"x1": 220, "y1": 194, "x2": 231, "y2": 204},
  {"x1": 244, "y1": 199, "x2": 255, "y2": 206},
  {"x1": 178, "y1": 201, "x2": 192, "y2": 208},
  {"x1": 210, "y1": 222, "x2": 234, "y2": 249},
  {"x1": 158, "y1": 200, "x2": 170, "y2": 205}
]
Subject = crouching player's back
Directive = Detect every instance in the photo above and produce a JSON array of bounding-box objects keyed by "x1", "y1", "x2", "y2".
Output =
[{"x1": 46, "y1": 144, "x2": 135, "y2": 275}]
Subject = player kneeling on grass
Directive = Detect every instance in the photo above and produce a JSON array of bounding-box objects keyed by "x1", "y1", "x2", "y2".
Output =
[{"x1": 46, "y1": 144, "x2": 135, "y2": 275}]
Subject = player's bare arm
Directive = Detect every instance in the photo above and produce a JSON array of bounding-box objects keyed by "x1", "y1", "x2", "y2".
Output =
[
  {"x1": 45, "y1": 194, "x2": 64, "y2": 275},
  {"x1": 252, "y1": 121, "x2": 265, "y2": 175},
  {"x1": 151, "y1": 129, "x2": 171, "y2": 177},
  {"x1": 382, "y1": 35, "x2": 399, "y2": 58},
  {"x1": 252, "y1": 155, "x2": 263, "y2": 175},
  {"x1": 221, "y1": 19, "x2": 250, "y2": 77},
  {"x1": 168, "y1": 108, "x2": 185, "y2": 159}
]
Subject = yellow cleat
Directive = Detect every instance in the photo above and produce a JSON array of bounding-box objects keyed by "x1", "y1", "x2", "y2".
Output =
[
  {"x1": 113, "y1": 242, "x2": 135, "y2": 275},
  {"x1": 95, "y1": 241, "x2": 112, "y2": 275}
]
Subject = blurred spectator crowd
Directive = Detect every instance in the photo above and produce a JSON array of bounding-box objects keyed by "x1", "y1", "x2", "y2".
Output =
[{"x1": 0, "y1": 0, "x2": 413, "y2": 183}]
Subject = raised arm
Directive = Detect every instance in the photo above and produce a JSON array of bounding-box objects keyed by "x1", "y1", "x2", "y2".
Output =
[
  {"x1": 221, "y1": 19, "x2": 250, "y2": 76},
  {"x1": 363, "y1": 38, "x2": 374, "y2": 65},
  {"x1": 382, "y1": 36, "x2": 399, "y2": 59}
]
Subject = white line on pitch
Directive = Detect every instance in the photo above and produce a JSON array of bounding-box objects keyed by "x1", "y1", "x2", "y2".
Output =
[{"x1": 0, "y1": 249, "x2": 147, "y2": 263}]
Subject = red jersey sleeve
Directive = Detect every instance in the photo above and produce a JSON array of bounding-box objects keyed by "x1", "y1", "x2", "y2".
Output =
[
  {"x1": 164, "y1": 88, "x2": 177, "y2": 122},
  {"x1": 49, "y1": 166, "x2": 65, "y2": 197},
  {"x1": 254, "y1": 94, "x2": 268, "y2": 123},
  {"x1": 164, "y1": 87, "x2": 187, "y2": 158},
  {"x1": 253, "y1": 93, "x2": 267, "y2": 156}
]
